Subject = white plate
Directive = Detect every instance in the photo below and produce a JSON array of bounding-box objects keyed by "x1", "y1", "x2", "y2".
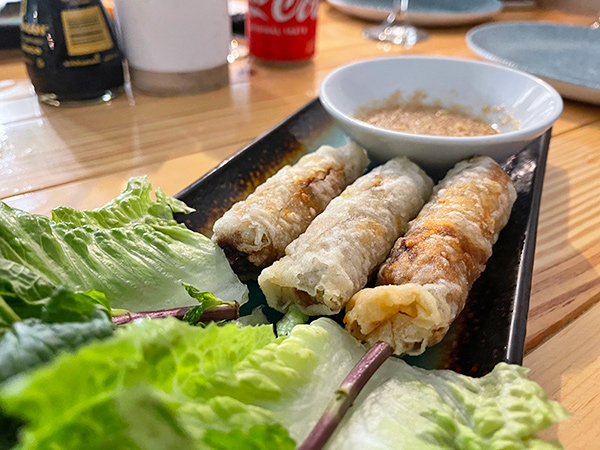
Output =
[
  {"x1": 326, "y1": 0, "x2": 503, "y2": 26},
  {"x1": 467, "y1": 22, "x2": 600, "y2": 105}
]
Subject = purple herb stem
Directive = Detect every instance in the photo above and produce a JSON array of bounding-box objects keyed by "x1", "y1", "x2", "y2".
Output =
[
  {"x1": 112, "y1": 303, "x2": 239, "y2": 325},
  {"x1": 298, "y1": 341, "x2": 394, "y2": 450}
]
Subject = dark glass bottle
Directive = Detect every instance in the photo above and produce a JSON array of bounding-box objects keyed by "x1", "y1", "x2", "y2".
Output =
[{"x1": 20, "y1": 0, "x2": 124, "y2": 106}]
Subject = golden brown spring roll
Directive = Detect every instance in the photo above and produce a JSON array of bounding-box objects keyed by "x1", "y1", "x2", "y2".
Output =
[
  {"x1": 258, "y1": 157, "x2": 433, "y2": 315},
  {"x1": 212, "y1": 143, "x2": 369, "y2": 277},
  {"x1": 344, "y1": 156, "x2": 517, "y2": 356}
]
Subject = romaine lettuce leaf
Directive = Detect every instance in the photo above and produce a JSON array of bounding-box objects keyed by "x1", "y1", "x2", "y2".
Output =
[
  {"x1": 0, "y1": 318, "x2": 567, "y2": 450},
  {"x1": 276, "y1": 305, "x2": 309, "y2": 337},
  {"x1": 112, "y1": 388, "x2": 295, "y2": 450},
  {"x1": 235, "y1": 306, "x2": 270, "y2": 327},
  {"x1": 0, "y1": 177, "x2": 248, "y2": 312},
  {"x1": 261, "y1": 319, "x2": 366, "y2": 442},
  {"x1": 313, "y1": 320, "x2": 569, "y2": 450},
  {"x1": 203, "y1": 424, "x2": 295, "y2": 450},
  {"x1": 326, "y1": 362, "x2": 568, "y2": 450},
  {"x1": 112, "y1": 385, "x2": 197, "y2": 450},
  {"x1": 0, "y1": 319, "x2": 310, "y2": 450}
]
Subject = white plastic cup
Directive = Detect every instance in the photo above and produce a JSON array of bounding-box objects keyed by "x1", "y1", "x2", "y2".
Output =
[{"x1": 114, "y1": 0, "x2": 230, "y2": 95}]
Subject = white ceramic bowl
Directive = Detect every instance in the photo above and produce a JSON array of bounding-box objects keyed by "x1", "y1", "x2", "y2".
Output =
[{"x1": 319, "y1": 56, "x2": 563, "y2": 172}]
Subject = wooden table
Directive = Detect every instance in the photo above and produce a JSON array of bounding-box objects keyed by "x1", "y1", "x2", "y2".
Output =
[{"x1": 1, "y1": 6, "x2": 598, "y2": 448}]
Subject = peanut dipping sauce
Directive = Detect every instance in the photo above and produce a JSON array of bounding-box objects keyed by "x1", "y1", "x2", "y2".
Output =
[
  {"x1": 358, "y1": 103, "x2": 498, "y2": 137},
  {"x1": 354, "y1": 90, "x2": 502, "y2": 137}
]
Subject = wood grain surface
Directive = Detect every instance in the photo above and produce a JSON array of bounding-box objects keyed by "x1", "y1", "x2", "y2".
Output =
[{"x1": 1, "y1": 5, "x2": 599, "y2": 449}]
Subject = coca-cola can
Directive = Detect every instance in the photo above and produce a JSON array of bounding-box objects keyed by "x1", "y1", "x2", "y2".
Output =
[{"x1": 247, "y1": 0, "x2": 319, "y2": 62}]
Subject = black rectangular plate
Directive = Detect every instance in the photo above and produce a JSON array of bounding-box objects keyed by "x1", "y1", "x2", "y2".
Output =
[{"x1": 175, "y1": 98, "x2": 549, "y2": 377}]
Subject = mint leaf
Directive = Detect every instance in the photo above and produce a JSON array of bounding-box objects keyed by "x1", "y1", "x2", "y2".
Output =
[
  {"x1": 0, "y1": 310, "x2": 114, "y2": 383},
  {"x1": 0, "y1": 260, "x2": 115, "y2": 382},
  {"x1": 0, "y1": 259, "x2": 55, "y2": 327},
  {"x1": 40, "y1": 287, "x2": 109, "y2": 323},
  {"x1": 182, "y1": 285, "x2": 235, "y2": 325},
  {"x1": 182, "y1": 305, "x2": 211, "y2": 326}
]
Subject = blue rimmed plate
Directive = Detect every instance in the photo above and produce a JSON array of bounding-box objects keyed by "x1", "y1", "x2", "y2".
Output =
[
  {"x1": 326, "y1": 0, "x2": 503, "y2": 26},
  {"x1": 467, "y1": 22, "x2": 600, "y2": 105}
]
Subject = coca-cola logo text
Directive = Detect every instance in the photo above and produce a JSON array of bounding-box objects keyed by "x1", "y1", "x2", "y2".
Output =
[{"x1": 249, "y1": 0, "x2": 319, "y2": 23}]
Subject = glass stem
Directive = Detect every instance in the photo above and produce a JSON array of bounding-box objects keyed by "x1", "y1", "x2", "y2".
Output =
[
  {"x1": 592, "y1": 11, "x2": 600, "y2": 29},
  {"x1": 387, "y1": 0, "x2": 409, "y2": 26}
]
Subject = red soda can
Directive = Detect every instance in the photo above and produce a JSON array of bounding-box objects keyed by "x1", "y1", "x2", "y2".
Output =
[{"x1": 247, "y1": 0, "x2": 319, "y2": 62}]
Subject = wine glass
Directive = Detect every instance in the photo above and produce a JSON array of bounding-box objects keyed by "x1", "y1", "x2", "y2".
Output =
[
  {"x1": 228, "y1": 37, "x2": 249, "y2": 63},
  {"x1": 363, "y1": 0, "x2": 428, "y2": 47},
  {"x1": 227, "y1": 0, "x2": 249, "y2": 63},
  {"x1": 591, "y1": 10, "x2": 600, "y2": 29}
]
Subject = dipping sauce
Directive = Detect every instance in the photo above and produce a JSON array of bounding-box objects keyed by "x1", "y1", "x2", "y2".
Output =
[{"x1": 358, "y1": 103, "x2": 498, "y2": 137}]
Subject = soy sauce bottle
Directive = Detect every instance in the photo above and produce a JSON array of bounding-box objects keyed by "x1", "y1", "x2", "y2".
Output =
[{"x1": 20, "y1": 0, "x2": 124, "y2": 106}]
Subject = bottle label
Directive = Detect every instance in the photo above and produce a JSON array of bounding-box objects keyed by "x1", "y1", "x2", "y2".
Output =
[
  {"x1": 20, "y1": 0, "x2": 124, "y2": 100},
  {"x1": 61, "y1": 5, "x2": 114, "y2": 56}
]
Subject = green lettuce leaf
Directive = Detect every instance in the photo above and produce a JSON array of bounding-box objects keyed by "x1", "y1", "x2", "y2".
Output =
[
  {"x1": 326, "y1": 363, "x2": 568, "y2": 450},
  {"x1": 314, "y1": 320, "x2": 569, "y2": 450},
  {"x1": 203, "y1": 424, "x2": 295, "y2": 450},
  {"x1": 116, "y1": 390, "x2": 289, "y2": 450},
  {"x1": 276, "y1": 305, "x2": 309, "y2": 337},
  {"x1": 235, "y1": 306, "x2": 270, "y2": 327},
  {"x1": 0, "y1": 177, "x2": 248, "y2": 312},
  {"x1": 257, "y1": 319, "x2": 365, "y2": 442},
  {"x1": 0, "y1": 319, "x2": 311, "y2": 450},
  {"x1": 0, "y1": 318, "x2": 567, "y2": 450},
  {"x1": 113, "y1": 385, "x2": 197, "y2": 450}
]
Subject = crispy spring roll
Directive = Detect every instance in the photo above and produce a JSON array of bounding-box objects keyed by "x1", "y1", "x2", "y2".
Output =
[
  {"x1": 344, "y1": 156, "x2": 517, "y2": 356},
  {"x1": 258, "y1": 157, "x2": 433, "y2": 316},
  {"x1": 212, "y1": 143, "x2": 369, "y2": 277}
]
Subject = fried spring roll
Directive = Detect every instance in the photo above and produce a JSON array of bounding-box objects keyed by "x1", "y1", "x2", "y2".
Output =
[
  {"x1": 212, "y1": 143, "x2": 369, "y2": 277},
  {"x1": 258, "y1": 157, "x2": 433, "y2": 316},
  {"x1": 344, "y1": 156, "x2": 517, "y2": 356}
]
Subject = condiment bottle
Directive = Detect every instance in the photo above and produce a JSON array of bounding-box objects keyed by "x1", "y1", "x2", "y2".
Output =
[{"x1": 20, "y1": 0, "x2": 124, "y2": 106}]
